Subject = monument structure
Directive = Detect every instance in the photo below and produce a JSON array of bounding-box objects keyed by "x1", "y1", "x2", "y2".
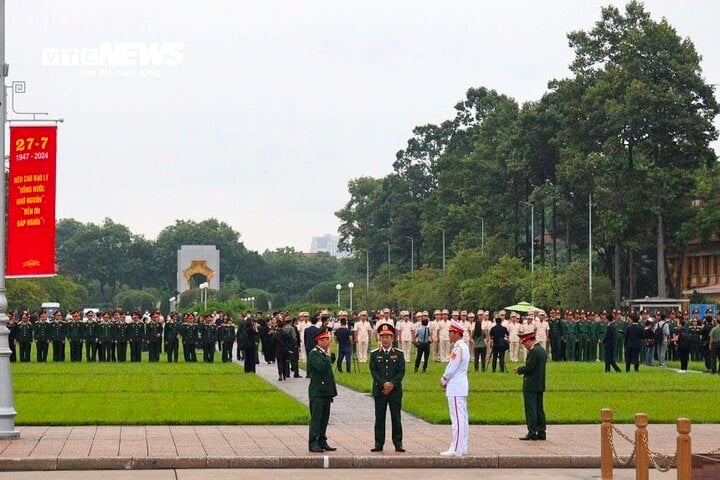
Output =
[{"x1": 176, "y1": 245, "x2": 220, "y2": 293}]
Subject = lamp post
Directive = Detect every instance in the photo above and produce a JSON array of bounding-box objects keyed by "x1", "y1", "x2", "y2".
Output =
[
  {"x1": 336, "y1": 284, "x2": 342, "y2": 307},
  {"x1": 519, "y1": 201, "x2": 534, "y2": 304},
  {"x1": 589, "y1": 193, "x2": 593, "y2": 302},
  {"x1": 405, "y1": 236, "x2": 414, "y2": 277},
  {"x1": 439, "y1": 228, "x2": 446, "y2": 271},
  {"x1": 0, "y1": 0, "x2": 18, "y2": 438},
  {"x1": 474, "y1": 215, "x2": 485, "y2": 249},
  {"x1": 348, "y1": 282, "x2": 354, "y2": 311},
  {"x1": 169, "y1": 297, "x2": 176, "y2": 313},
  {"x1": 199, "y1": 282, "x2": 209, "y2": 310}
]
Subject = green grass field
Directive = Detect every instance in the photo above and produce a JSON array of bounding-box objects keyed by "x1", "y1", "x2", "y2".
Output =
[
  {"x1": 330, "y1": 356, "x2": 720, "y2": 425},
  {"x1": 11, "y1": 352, "x2": 309, "y2": 425}
]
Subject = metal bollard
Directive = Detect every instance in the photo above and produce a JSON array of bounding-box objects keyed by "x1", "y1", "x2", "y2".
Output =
[
  {"x1": 635, "y1": 413, "x2": 650, "y2": 480},
  {"x1": 601, "y1": 408, "x2": 614, "y2": 479},
  {"x1": 676, "y1": 417, "x2": 691, "y2": 480}
]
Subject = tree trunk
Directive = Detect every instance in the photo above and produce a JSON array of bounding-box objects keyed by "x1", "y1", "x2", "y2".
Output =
[
  {"x1": 552, "y1": 201, "x2": 558, "y2": 270},
  {"x1": 514, "y1": 201, "x2": 519, "y2": 257},
  {"x1": 614, "y1": 244, "x2": 621, "y2": 309},
  {"x1": 657, "y1": 210, "x2": 668, "y2": 297}
]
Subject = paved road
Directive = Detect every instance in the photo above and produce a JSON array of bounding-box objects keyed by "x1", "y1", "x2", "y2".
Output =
[{"x1": 0, "y1": 469, "x2": 676, "y2": 479}]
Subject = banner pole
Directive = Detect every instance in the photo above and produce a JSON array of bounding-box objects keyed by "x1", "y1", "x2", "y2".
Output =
[{"x1": 0, "y1": 0, "x2": 20, "y2": 438}]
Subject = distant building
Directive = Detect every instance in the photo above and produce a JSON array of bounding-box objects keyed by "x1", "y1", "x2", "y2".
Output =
[{"x1": 309, "y1": 234, "x2": 346, "y2": 258}]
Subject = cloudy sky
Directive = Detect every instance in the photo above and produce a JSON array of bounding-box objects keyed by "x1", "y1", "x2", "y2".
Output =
[{"x1": 7, "y1": 0, "x2": 719, "y2": 252}]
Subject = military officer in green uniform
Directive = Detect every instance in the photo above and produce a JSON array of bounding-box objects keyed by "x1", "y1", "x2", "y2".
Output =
[
  {"x1": 17, "y1": 312, "x2": 34, "y2": 363},
  {"x1": 66, "y1": 311, "x2": 83, "y2": 362},
  {"x1": 147, "y1": 312, "x2": 163, "y2": 362},
  {"x1": 548, "y1": 309, "x2": 563, "y2": 361},
  {"x1": 219, "y1": 315, "x2": 235, "y2": 363},
  {"x1": 34, "y1": 311, "x2": 52, "y2": 362},
  {"x1": 164, "y1": 312, "x2": 180, "y2": 363},
  {"x1": 201, "y1": 314, "x2": 217, "y2": 363},
  {"x1": 577, "y1": 311, "x2": 589, "y2": 362},
  {"x1": 587, "y1": 312, "x2": 598, "y2": 362},
  {"x1": 516, "y1": 330, "x2": 547, "y2": 441},
  {"x1": 181, "y1": 313, "x2": 198, "y2": 362},
  {"x1": 98, "y1": 312, "x2": 114, "y2": 362},
  {"x1": 129, "y1": 312, "x2": 145, "y2": 362},
  {"x1": 307, "y1": 328, "x2": 337, "y2": 452},
  {"x1": 565, "y1": 312, "x2": 577, "y2": 361},
  {"x1": 369, "y1": 323, "x2": 405, "y2": 452},
  {"x1": 50, "y1": 310, "x2": 67, "y2": 362},
  {"x1": 597, "y1": 311, "x2": 608, "y2": 362},
  {"x1": 84, "y1": 311, "x2": 98, "y2": 362},
  {"x1": 115, "y1": 313, "x2": 129, "y2": 362},
  {"x1": 615, "y1": 311, "x2": 628, "y2": 363}
]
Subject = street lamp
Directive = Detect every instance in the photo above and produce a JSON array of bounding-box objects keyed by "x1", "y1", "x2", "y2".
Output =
[
  {"x1": 199, "y1": 282, "x2": 209, "y2": 310},
  {"x1": 169, "y1": 297, "x2": 176, "y2": 312},
  {"x1": 348, "y1": 282, "x2": 354, "y2": 311},
  {"x1": 439, "y1": 227, "x2": 446, "y2": 271},
  {"x1": 336, "y1": 284, "x2": 342, "y2": 307},
  {"x1": 589, "y1": 193, "x2": 593, "y2": 302},
  {"x1": 474, "y1": 215, "x2": 485, "y2": 249},
  {"x1": 519, "y1": 201, "x2": 534, "y2": 304},
  {"x1": 405, "y1": 236, "x2": 414, "y2": 277}
]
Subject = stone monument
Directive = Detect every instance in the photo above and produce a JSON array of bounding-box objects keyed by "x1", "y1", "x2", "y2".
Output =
[{"x1": 176, "y1": 245, "x2": 220, "y2": 293}]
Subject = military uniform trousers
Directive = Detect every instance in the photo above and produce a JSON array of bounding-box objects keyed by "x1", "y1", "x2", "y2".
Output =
[
  {"x1": 149, "y1": 341, "x2": 161, "y2": 362},
  {"x1": 98, "y1": 341, "x2": 112, "y2": 362},
  {"x1": 19, "y1": 342, "x2": 32, "y2": 363},
  {"x1": 551, "y1": 336, "x2": 562, "y2": 361},
  {"x1": 166, "y1": 340, "x2": 179, "y2": 363},
  {"x1": 203, "y1": 342, "x2": 215, "y2": 363},
  {"x1": 374, "y1": 389, "x2": 403, "y2": 449},
  {"x1": 130, "y1": 340, "x2": 143, "y2": 362},
  {"x1": 183, "y1": 342, "x2": 197, "y2": 362},
  {"x1": 52, "y1": 341, "x2": 65, "y2": 362},
  {"x1": 36, "y1": 341, "x2": 49, "y2": 362},
  {"x1": 221, "y1": 340, "x2": 233, "y2": 363},
  {"x1": 523, "y1": 391, "x2": 546, "y2": 437},
  {"x1": 308, "y1": 396, "x2": 332, "y2": 450},
  {"x1": 116, "y1": 341, "x2": 128, "y2": 362},
  {"x1": 69, "y1": 341, "x2": 83, "y2": 362},
  {"x1": 86, "y1": 340, "x2": 97, "y2": 362},
  {"x1": 566, "y1": 337, "x2": 576, "y2": 361}
]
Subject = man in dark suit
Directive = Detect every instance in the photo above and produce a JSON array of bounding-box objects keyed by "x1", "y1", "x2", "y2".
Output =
[
  {"x1": 307, "y1": 328, "x2": 338, "y2": 452},
  {"x1": 624, "y1": 312, "x2": 644, "y2": 372},
  {"x1": 516, "y1": 331, "x2": 547, "y2": 441},
  {"x1": 602, "y1": 312, "x2": 622, "y2": 372},
  {"x1": 369, "y1": 324, "x2": 405, "y2": 453}
]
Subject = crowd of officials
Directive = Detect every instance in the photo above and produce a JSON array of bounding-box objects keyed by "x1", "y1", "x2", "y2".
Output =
[{"x1": 7, "y1": 306, "x2": 720, "y2": 376}]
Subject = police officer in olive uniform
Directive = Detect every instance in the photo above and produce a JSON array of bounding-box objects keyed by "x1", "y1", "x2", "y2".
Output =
[
  {"x1": 34, "y1": 311, "x2": 52, "y2": 362},
  {"x1": 16, "y1": 313, "x2": 34, "y2": 363},
  {"x1": 164, "y1": 312, "x2": 180, "y2": 363},
  {"x1": 307, "y1": 328, "x2": 338, "y2": 453},
  {"x1": 369, "y1": 323, "x2": 405, "y2": 452}
]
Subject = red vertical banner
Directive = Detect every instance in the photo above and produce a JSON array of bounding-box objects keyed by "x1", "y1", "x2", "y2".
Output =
[{"x1": 7, "y1": 125, "x2": 57, "y2": 277}]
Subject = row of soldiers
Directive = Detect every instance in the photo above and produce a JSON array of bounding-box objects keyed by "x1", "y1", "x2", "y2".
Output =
[{"x1": 7, "y1": 310, "x2": 240, "y2": 364}]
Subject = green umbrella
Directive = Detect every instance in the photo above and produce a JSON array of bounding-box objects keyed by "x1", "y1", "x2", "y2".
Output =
[{"x1": 504, "y1": 302, "x2": 544, "y2": 314}]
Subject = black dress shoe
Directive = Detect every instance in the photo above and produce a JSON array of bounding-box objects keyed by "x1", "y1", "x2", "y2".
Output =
[
  {"x1": 322, "y1": 445, "x2": 337, "y2": 451},
  {"x1": 519, "y1": 434, "x2": 538, "y2": 441},
  {"x1": 370, "y1": 446, "x2": 383, "y2": 452},
  {"x1": 536, "y1": 434, "x2": 546, "y2": 440},
  {"x1": 395, "y1": 446, "x2": 406, "y2": 452},
  {"x1": 309, "y1": 446, "x2": 324, "y2": 452}
]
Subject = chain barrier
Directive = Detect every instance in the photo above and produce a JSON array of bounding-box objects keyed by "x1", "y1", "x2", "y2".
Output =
[
  {"x1": 638, "y1": 428, "x2": 678, "y2": 473},
  {"x1": 608, "y1": 425, "x2": 636, "y2": 467}
]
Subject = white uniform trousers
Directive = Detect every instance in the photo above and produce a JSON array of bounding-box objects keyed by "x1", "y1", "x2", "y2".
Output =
[
  {"x1": 357, "y1": 341, "x2": 369, "y2": 362},
  {"x1": 401, "y1": 341, "x2": 412, "y2": 362},
  {"x1": 440, "y1": 340, "x2": 451, "y2": 361},
  {"x1": 447, "y1": 396, "x2": 468, "y2": 454},
  {"x1": 299, "y1": 342, "x2": 307, "y2": 362},
  {"x1": 510, "y1": 341, "x2": 520, "y2": 362}
]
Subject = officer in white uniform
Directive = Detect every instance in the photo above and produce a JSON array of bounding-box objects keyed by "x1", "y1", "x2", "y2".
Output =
[{"x1": 440, "y1": 320, "x2": 470, "y2": 457}]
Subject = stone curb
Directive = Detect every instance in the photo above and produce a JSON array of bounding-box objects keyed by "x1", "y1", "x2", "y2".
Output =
[{"x1": 0, "y1": 455, "x2": 606, "y2": 470}]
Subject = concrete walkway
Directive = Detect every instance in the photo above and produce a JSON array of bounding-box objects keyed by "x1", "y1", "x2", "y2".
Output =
[{"x1": 244, "y1": 356, "x2": 429, "y2": 427}]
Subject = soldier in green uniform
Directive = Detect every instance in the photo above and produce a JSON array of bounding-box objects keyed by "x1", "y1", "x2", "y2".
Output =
[
  {"x1": 307, "y1": 328, "x2": 337, "y2": 452},
  {"x1": 129, "y1": 312, "x2": 145, "y2": 362},
  {"x1": 164, "y1": 312, "x2": 180, "y2": 363},
  {"x1": 219, "y1": 314, "x2": 235, "y2": 363},
  {"x1": 147, "y1": 312, "x2": 163, "y2": 362},
  {"x1": 516, "y1": 330, "x2": 547, "y2": 441},
  {"x1": 548, "y1": 309, "x2": 562, "y2": 361},
  {"x1": 181, "y1": 313, "x2": 198, "y2": 362},
  {"x1": 565, "y1": 312, "x2": 577, "y2": 362},
  {"x1": 97, "y1": 312, "x2": 113, "y2": 362},
  {"x1": 84, "y1": 311, "x2": 98, "y2": 362},
  {"x1": 667, "y1": 310, "x2": 678, "y2": 362},
  {"x1": 201, "y1": 314, "x2": 217, "y2": 363},
  {"x1": 369, "y1": 323, "x2": 405, "y2": 452},
  {"x1": 16, "y1": 312, "x2": 34, "y2": 363},
  {"x1": 110, "y1": 310, "x2": 123, "y2": 362},
  {"x1": 34, "y1": 311, "x2": 51, "y2": 362},
  {"x1": 66, "y1": 311, "x2": 83, "y2": 362},
  {"x1": 587, "y1": 311, "x2": 598, "y2": 362},
  {"x1": 50, "y1": 310, "x2": 66, "y2": 362},
  {"x1": 7, "y1": 313, "x2": 17, "y2": 362},
  {"x1": 577, "y1": 311, "x2": 589, "y2": 362},
  {"x1": 597, "y1": 311, "x2": 608, "y2": 362},
  {"x1": 115, "y1": 313, "x2": 129, "y2": 362}
]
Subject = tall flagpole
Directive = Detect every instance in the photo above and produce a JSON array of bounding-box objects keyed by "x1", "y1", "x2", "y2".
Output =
[{"x1": 0, "y1": 0, "x2": 20, "y2": 437}]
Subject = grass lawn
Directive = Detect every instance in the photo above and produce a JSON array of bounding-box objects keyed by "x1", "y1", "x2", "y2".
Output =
[
  {"x1": 11, "y1": 351, "x2": 309, "y2": 425},
  {"x1": 330, "y1": 354, "x2": 720, "y2": 425}
]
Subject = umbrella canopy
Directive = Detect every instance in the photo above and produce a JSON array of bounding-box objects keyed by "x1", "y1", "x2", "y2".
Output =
[{"x1": 504, "y1": 302, "x2": 545, "y2": 314}]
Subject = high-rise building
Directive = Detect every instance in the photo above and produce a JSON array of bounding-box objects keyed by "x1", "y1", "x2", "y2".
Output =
[{"x1": 309, "y1": 234, "x2": 345, "y2": 258}]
